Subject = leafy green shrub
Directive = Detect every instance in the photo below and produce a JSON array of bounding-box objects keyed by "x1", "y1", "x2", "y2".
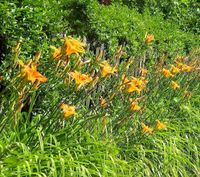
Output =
[
  {"x1": 0, "y1": 0, "x2": 70, "y2": 64},
  {"x1": 1, "y1": 0, "x2": 198, "y2": 65},
  {"x1": 83, "y1": 1, "x2": 198, "y2": 58},
  {"x1": 119, "y1": 0, "x2": 199, "y2": 33}
]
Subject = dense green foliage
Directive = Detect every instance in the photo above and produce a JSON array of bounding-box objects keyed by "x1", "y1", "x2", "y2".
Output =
[
  {"x1": 85, "y1": 1, "x2": 198, "y2": 56},
  {"x1": 0, "y1": 0, "x2": 70, "y2": 63},
  {"x1": 119, "y1": 0, "x2": 199, "y2": 33},
  {"x1": 1, "y1": 0, "x2": 199, "y2": 61},
  {"x1": 0, "y1": 0, "x2": 199, "y2": 176}
]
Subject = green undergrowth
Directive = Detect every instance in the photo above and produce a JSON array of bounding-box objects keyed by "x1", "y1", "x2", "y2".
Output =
[{"x1": 0, "y1": 96, "x2": 199, "y2": 176}]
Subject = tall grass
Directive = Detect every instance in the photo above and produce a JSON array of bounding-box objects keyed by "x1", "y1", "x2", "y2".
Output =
[{"x1": 0, "y1": 36, "x2": 199, "y2": 176}]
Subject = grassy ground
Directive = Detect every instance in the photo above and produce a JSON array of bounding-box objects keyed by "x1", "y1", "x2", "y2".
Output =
[{"x1": 0, "y1": 100, "x2": 199, "y2": 176}]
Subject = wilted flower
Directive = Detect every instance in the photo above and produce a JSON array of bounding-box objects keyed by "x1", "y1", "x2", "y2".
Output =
[
  {"x1": 102, "y1": 115, "x2": 108, "y2": 128},
  {"x1": 183, "y1": 90, "x2": 193, "y2": 99},
  {"x1": 125, "y1": 58, "x2": 134, "y2": 69},
  {"x1": 175, "y1": 62, "x2": 184, "y2": 69},
  {"x1": 119, "y1": 74, "x2": 130, "y2": 90},
  {"x1": 145, "y1": 34, "x2": 154, "y2": 43},
  {"x1": 13, "y1": 42, "x2": 21, "y2": 53},
  {"x1": 100, "y1": 97, "x2": 108, "y2": 108},
  {"x1": 155, "y1": 120, "x2": 166, "y2": 129},
  {"x1": 50, "y1": 46, "x2": 62, "y2": 60},
  {"x1": 171, "y1": 81, "x2": 180, "y2": 90},
  {"x1": 175, "y1": 55, "x2": 185, "y2": 63},
  {"x1": 122, "y1": 74, "x2": 129, "y2": 84},
  {"x1": 70, "y1": 70, "x2": 92, "y2": 89},
  {"x1": 15, "y1": 102, "x2": 24, "y2": 114},
  {"x1": 141, "y1": 123, "x2": 153, "y2": 134},
  {"x1": 90, "y1": 76, "x2": 99, "y2": 88},
  {"x1": 34, "y1": 51, "x2": 41, "y2": 63},
  {"x1": 162, "y1": 68, "x2": 174, "y2": 78},
  {"x1": 60, "y1": 103, "x2": 76, "y2": 118},
  {"x1": 19, "y1": 60, "x2": 47, "y2": 84},
  {"x1": 100, "y1": 61, "x2": 117, "y2": 77}
]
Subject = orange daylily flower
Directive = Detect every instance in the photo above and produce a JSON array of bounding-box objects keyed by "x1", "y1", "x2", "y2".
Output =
[
  {"x1": 141, "y1": 68, "x2": 148, "y2": 77},
  {"x1": 64, "y1": 36, "x2": 85, "y2": 56},
  {"x1": 100, "y1": 61, "x2": 117, "y2": 77},
  {"x1": 127, "y1": 77, "x2": 147, "y2": 94},
  {"x1": 130, "y1": 101, "x2": 141, "y2": 111},
  {"x1": 171, "y1": 81, "x2": 180, "y2": 90},
  {"x1": 141, "y1": 123, "x2": 153, "y2": 134},
  {"x1": 60, "y1": 103, "x2": 76, "y2": 118},
  {"x1": 155, "y1": 120, "x2": 166, "y2": 130},
  {"x1": 162, "y1": 68, "x2": 174, "y2": 78},
  {"x1": 70, "y1": 70, "x2": 92, "y2": 89},
  {"x1": 19, "y1": 60, "x2": 47, "y2": 84},
  {"x1": 170, "y1": 65, "x2": 180, "y2": 74},
  {"x1": 145, "y1": 34, "x2": 154, "y2": 43},
  {"x1": 127, "y1": 84, "x2": 141, "y2": 94},
  {"x1": 181, "y1": 64, "x2": 192, "y2": 72}
]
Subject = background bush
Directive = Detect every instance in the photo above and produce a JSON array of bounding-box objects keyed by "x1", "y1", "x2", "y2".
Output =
[
  {"x1": 0, "y1": 0, "x2": 70, "y2": 64},
  {"x1": 116, "y1": 0, "x2": 199, "y2": 33},
  {"x1": 61, "y1": 0, "x2": 199, "y2": 59},
  {"x1": 1, "y1": 0, "x2": 199, "y2": 65}
]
